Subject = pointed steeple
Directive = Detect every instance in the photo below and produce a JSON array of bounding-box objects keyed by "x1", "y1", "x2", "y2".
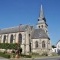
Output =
[
  {"x1": 39, "y1": 4, "x2": 44, "y2": 18},
  {"x1": 38, "y1": 4, "x2": 45, "y2": 21},
  {"x1": 37, "y1": 4, "x2": 48, "y2": 34},
  {"x1": 38, "y1": 4, "x2": 46, "y2": 22}
]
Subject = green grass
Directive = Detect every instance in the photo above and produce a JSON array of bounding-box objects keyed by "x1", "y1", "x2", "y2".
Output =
[{"x1": 0, "y1": 52, "x2": 11, "y2": 58}]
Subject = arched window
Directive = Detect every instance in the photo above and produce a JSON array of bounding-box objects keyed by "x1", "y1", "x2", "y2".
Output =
[
  {"x1": 10, "y1": 35, "x2": 13, "y2": 43},
  {"x1": 18, "y1": 33, "x2": 22, "y2": 44},
  {"x1": 39, "y1": 26, "x2": 40, "y2": 28},
  {"x1": 35, "y1": 41, "x2": 38, "y2": 48},
  {"x1": 3, "y1": 35, "x2": 6, "y2": 43},
  {"x1": 29, "y1": 34, "x2": 30, "y2": 37},
  {"x1": 41, "y1": 25, "x2": 43, "y2": 28},
  {"x1": 42, "y1": 41, "x2": 45, "y2": 48}
]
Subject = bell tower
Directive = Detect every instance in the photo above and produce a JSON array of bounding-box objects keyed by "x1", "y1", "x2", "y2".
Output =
[{"x1": 37, "y1": 5, "x2": 48, "y2": 34}]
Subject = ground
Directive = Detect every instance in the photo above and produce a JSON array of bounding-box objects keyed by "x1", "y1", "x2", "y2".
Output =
[
  {"x1": 0, "y1": 57, "x2": 9, "y2": 60},
  {"x1": 0, "y1": 56, "x2": 60, "y2": 60},
  {"x1": 10, "y1": 56, "x2": 60, "y2": 60}
]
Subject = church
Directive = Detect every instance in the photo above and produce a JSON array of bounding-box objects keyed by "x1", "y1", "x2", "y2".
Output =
[{"x1": 0, "y1": 5, "x2": 51, "y2": 55}]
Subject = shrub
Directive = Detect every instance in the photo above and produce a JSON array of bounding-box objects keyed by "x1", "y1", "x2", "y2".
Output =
[
  {"x1": 32, "y1": 52, "x2": 39, "y2": 55},
  {"x1": 0, "y1": 43, "x2": 18, "y2": 49},
  {"x1": 21, "y1": 54, "x2": 31, "y2": 58},
  {"x1": 24, "y1": 55, "x2": 31, "y2": 58},
  {"x1": 0, "y1": 52, "x2": 10, "y2": 58},
  {"x1": 41, "y1": 52, "x2": 48, "y2": 56},
  {"x1": 52, "y1": 45, "x2": 56, "y2": 48}
]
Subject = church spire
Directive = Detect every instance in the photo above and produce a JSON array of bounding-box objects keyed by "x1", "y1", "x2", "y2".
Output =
[
  {"x1": 39, "y1": 4, "x2": 44, "y2": 19},
  {"x1": 38, "y1": 4, "x2": 46, "y2": 22},
  {"x1": 37, "y1": 4, "x2": 48, "y2": 34}
]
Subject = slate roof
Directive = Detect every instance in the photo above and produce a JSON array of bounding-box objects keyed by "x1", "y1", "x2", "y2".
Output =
[
  {"x1": 0, "y1": 25, "x2": 49, "y2": 39},
  {"x1": 31, "y1": 28, "x2": 49, "y2": 39},
  {"x1": 0, "y1": 25, "x2": 29, "y2": 34}
]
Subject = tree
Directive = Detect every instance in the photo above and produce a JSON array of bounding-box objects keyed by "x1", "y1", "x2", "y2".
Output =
[{"x1": 52, "y1": 45, "x2": 56, "y2": 48}]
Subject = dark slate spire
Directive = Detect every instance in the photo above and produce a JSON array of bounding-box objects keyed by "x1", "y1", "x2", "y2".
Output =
[
  {"x1": 39, "y1": 4, "x2": 44, "y2": 18},
  {"x1": 38, "y1": 4, "x2": 46, "y2": 22},
  {"x1": 37, "y1": 4, "x2": 48, "y2": 34}
]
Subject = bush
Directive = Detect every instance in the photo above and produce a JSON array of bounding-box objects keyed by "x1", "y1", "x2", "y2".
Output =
[
  {"x1": 24, "y1": 55, "x2": 31, "y2": 58},
  {"x1": 21, "y1": 54, "x2": 31, "y2": 58},
  {"x1": 0, "y1": 43, "x2": 18, "y2": 49},
  {"x1": 32, "y1": 52, "x2": 39, "y2": 55},
  {"x1": 0, "y1": 52, "x2": 10, "y2": 58},
  {"x1": 52, "y1": 45, "x2": 56, "y2": 48},
  {"x1": 41, "y1": 52, "x2": 48, "y2": 56}
]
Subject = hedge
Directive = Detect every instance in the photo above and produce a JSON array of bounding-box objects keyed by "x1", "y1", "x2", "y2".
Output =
[{"x1": 0, "y1": 43, "x2": 19, "y2": 49}]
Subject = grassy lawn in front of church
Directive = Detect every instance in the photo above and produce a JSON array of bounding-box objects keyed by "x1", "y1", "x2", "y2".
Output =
[
  {"x1": 31, "y1": 52, "x2": 60, "y2": 58},
  {"x1": 32, "y1": 55, "x2": 60, "y2": 58}
]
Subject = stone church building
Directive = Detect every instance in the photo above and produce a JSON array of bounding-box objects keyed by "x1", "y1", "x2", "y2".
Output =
[{"x1": 0, "y1": 5, "x2": 51, "y2": 55}]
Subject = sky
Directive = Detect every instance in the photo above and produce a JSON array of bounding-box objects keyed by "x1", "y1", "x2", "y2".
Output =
[{"x1": 0, "y1": 0, "x2": 60, "y2": 45}]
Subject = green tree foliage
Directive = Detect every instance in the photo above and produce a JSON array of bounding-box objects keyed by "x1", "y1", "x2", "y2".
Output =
[
  {"x1": 52, "y1": 45, "x2": 56, "y2": 48},
  {"x1": 0, "y1": 43, "x2": 18, "y2": 49}
]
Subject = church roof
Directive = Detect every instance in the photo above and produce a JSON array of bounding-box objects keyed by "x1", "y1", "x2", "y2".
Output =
[
  {"x1": 0, "y1": 25, "x2": 29, "y2": 34},
  {"x1": 31, "y1": 28, "x2": 49, "y2": 39}
]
